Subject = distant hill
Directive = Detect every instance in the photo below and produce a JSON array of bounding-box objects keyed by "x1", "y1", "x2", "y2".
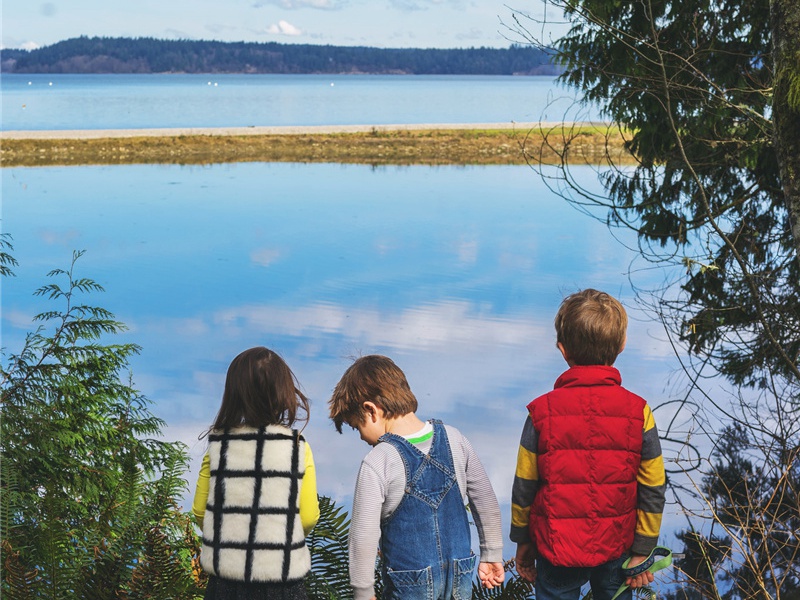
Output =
[{"x1": 0, "y1": 36, "x2": 561, "y2": 76}]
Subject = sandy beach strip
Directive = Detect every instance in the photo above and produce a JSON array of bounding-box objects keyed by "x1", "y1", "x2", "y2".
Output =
[{"x1": 1, "y1": 122, "x2": 576, "y2": 140}]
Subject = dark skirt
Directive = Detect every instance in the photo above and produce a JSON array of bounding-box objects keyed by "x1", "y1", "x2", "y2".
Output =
[{"x1": 204, "y1": 576, "x2": 308, "y2": 600}]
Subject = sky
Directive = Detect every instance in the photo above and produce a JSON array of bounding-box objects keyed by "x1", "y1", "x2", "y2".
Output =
[{"x1": 1, "y1": 0, "x2": 568, "y2": 51}]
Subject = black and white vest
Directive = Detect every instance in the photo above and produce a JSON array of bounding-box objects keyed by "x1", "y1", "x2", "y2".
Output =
[{"x1": 200, "y1": 425, "x2": 311, "y2": 583}]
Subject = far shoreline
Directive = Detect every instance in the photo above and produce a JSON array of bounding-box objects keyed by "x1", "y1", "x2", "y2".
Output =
[
  {"x1": 1, "y1": 122, "x2": 593, "y2": 140},
  {"x1": 0, "y1": 122, "x2": 632, "y2": 168}
]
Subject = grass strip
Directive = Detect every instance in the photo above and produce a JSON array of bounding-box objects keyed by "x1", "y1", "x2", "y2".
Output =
[{"x1": 1, "y1": 126, "x2": 635, "y2": 168}]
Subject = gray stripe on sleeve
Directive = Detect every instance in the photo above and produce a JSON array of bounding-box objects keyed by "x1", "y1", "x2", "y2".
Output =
[
  {"x1": 510, "y1": 524, "x2": 531, "y2": 544},
  {"x1": 641, "y1": 425, "x2": 662, "y2": 460},
  {"x1": 519, "y1": 415, "x2": 538, "y2": 452},
  {"x1": 511, "y1": 476, "x2": 538, "y2": 507},
  {"x1": 637, "y1": 482, "x2": 666, "y2": 513}
]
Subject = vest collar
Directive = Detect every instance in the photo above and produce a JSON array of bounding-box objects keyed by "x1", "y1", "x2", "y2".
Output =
[{"x1": 554, "y1": 365, "x2": 622, "y2": 389}]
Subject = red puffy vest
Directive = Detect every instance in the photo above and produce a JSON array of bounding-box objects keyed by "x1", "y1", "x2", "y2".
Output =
[{"x1": 528, "y1": 365, "x2": 645, "y2": 567}]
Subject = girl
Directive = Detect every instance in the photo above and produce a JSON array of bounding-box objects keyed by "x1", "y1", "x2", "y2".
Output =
[{"x1": 193, "y1": 347, "x2": 319, "y2": 600}]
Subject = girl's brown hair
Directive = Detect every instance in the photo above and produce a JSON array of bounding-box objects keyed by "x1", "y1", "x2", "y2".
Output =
[
  {"x1": 328, "y1": 355, "x2": 417, "y2": 433},
  {"x1": 209, "y1": 346, "x2": 309, "y2": 433},
  {"x1": 555, "y1": 289, "x2": 627, "y2": 366}
]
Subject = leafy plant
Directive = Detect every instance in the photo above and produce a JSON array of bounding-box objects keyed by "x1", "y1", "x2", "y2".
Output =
[
  {"x1": 0, "y1": 241, "x2": 201, "y2": 599},
  {"x1": 471, "y1": 560, "x2": 534, "y2": 600},
  {"x1": 305, "y1": 496, "x2": 354, "y2": 600}
]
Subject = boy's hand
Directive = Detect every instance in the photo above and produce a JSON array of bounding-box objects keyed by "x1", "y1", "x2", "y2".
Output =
[
  {"x1": 515, "y1": 543, "x2": 537, "y2": 583},
  {"x1": 624, "y1": 554, "x2": 655, "y2": 589},
  {"x1": 478, "y1": 562, "x2": 505, "y2": 589}
]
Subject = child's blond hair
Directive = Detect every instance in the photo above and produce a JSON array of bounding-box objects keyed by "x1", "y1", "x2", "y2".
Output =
[{"x1": 555, "y1": 289, "x2": 627, "y2": 366}]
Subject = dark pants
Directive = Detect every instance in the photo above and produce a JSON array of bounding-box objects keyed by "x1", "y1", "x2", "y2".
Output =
[
  {"x1": 204, "y1": 576, "x2": 308, "y2": 600},
  {"x1": 535, "y1": 554, "x2": 631, "y2": 600}
]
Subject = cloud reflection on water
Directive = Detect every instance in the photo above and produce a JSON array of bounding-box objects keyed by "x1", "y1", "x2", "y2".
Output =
[{"x1": 3, "y1": 161, "x2": 687, "y2": 557}]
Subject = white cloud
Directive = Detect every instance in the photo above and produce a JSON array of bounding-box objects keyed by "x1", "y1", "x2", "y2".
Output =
[
  {"x1": 455, "y1": 239, "x2": 478, "y2": 264},
  {"x1": 211, "y1": 300, "x2": 548, "y2": 351},
  {"x1": 2, "y1": 308, "x2": 39, "y2": 330},
  {"x1": 36, "y1": 226, "x2": 80, "y2": 247},
  {"x1": 388, "y1": 0, "x2": 469, "y2": 11},
  {"x1": 267, "y1": 20, "x2": 303, "y2": 36},
  {"x1": 256, "y1": 0, "x2": 338, "y2": 10},
  {"x1": 21, "y1": 41, "x2": 42, "y2": 51},
  {"x1": 250, "y1": 247, "x2": 282, "y2": 266}
]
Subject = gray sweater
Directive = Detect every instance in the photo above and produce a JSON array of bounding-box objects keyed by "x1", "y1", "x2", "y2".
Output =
[{"x1": 349, "y1": 422, "x2": 504, "y2": 600}]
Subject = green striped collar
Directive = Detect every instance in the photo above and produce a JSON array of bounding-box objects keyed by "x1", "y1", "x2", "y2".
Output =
[{"x1": 403, "y1": 421, "x2": 434, "y2": 445}]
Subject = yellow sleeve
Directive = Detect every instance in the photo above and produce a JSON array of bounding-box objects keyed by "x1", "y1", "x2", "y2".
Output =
[
  {"x1": 300, "y1": 441, "x2": 320, "y2": 536},
  {"x1": 192, "y1": 453, "x2": 211, "y2": 529}
]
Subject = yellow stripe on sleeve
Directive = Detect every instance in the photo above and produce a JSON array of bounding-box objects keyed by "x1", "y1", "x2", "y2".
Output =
[
  {"x1": 511, "y1": 503, "x2": 532, "y2": 530},
  {"x1": 636, "y1": 508, "x2": 663, "y2": 539},
  {"x1": 515, "y1": 446, "x2": 539, "y2": 481},
  {"x1": 643, "y1": 404, "x2": 656, "y2": 432},
  {"x1": 638, "y1": 455, "x2": 666, "y2": 487}
]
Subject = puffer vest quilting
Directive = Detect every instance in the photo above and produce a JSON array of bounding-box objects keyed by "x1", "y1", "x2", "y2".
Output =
[{"x1": 528, "y1": 365, "x2": 644, "y2": 567}]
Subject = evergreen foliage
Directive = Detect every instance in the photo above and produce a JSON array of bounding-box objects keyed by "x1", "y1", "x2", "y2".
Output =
[
  {"x1": 505, "y1": 1, "x2": 799, "y2": 598},
  {"x1": 665, "y1": 425, "x2": 799, "y2": 599},
  {"x1": 0, "y1": 36, "x2": 560, "y2": 75},
  {"x1": 305, "y1": 496, "x2": 353, "y2": 599},
  {"x1": 546, "y1": 0, "x2": 797, "y2": 389},
  {"x1": 0, "y1": 239, "x2": 203, "y2": 599}
]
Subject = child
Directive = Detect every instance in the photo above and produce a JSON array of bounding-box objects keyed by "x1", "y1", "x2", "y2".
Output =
[
  {"x1": 328, "y1": 355, "x2": 505, "y2": 600},
  {"x1": 510, "y1": 289, "x2": 666, "y2": 600},
  {"x1": 193, "y1": 346, "x2": 320, "y2": 600}
]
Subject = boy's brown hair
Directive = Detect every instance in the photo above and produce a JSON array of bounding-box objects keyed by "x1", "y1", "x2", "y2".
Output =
[
  {"x1": 555, "y1": 289, "x2": 627, "y2": 366},
  {"x1": 329, "y1": 355, "x2": 418, "y2": 433}
]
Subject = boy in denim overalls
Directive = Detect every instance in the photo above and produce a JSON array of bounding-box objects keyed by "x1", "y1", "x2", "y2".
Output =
[{"x1": 329, "y1": 355, "x2": 505, "y2": 600}]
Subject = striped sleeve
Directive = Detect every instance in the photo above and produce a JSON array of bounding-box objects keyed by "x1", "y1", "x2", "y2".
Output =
[
  {"x1": 510, "y1": 415, "x2": 539, "y2": 543},
  {"x1": 634, "y1": 403, "x2": 666, "y2": 555},
  {"x1": 349, "y1": 456, "x2": 387, "y2": 600},
  {"x1": 458, "y1": 431, "x2": 504, "y2": 563}
]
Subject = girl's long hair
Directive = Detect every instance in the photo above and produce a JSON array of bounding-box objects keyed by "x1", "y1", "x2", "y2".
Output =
[{"x1": 207, "y1": 347, "x2": 309, "y2": 434}]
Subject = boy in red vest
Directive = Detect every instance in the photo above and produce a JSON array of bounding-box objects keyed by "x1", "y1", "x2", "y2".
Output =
[{"x1": 510, "y1": 289, "x2": 666, "y2": 600}]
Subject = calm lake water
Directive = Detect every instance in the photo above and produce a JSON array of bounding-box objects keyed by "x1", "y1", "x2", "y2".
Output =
[
  {"x1": 2, "y1": 162, "x2": 685, "y2": 552},
  {"x1": 1, "y1": 73, "x2": 601, "y2": 130},
  {"x1": 1, "y1": 75, "x2": 685, "y2": 558}
]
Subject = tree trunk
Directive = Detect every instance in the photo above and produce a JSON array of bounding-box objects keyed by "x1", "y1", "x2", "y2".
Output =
[{"x1": 771, "y1": 0, "x2": 800, "y2": 267}]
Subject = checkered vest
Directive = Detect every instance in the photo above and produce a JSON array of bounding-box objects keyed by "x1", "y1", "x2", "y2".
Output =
[{"x1": 200, "y1": 425, "x2": 311, "y2": 582}]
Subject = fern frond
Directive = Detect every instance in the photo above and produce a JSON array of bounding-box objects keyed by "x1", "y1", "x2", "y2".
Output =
[
  {"x1": 305, "y1": 496, "x2": 353, "y2": 600},
  {"x1": 0, "y1": 233, "x2": 18, "y2": 277},
  {"x1": 471, "y1": 573, "x2": 534, "y2": 600},
  {"x1": 1, "y1": 540, "x2": 40, "y2": 600}
]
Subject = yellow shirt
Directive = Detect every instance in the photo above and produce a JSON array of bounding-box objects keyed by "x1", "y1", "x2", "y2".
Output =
[{"x1": 192, "y1": 440, "x2": 320, "y2": 535}]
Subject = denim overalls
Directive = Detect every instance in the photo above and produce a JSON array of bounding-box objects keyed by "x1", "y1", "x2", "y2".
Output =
[{"x1": 378, "y1": 420, "x2": 476, "y2": 600}]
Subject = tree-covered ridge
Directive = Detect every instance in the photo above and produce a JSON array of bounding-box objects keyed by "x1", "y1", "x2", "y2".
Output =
[{"x1": 0, "y1": 36, "x2": 560, "y2": 75}]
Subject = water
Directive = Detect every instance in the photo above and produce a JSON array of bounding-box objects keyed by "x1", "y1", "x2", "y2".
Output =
[
  {"x1": 1, "y1": 73, "x2": 600, "y2": 131},
  {"x1": 1, "y1": 161, "x2": 683, "y2": 555},
  {"x1": 1, "y1": 75, "x2": 684, "y2": 560}
]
